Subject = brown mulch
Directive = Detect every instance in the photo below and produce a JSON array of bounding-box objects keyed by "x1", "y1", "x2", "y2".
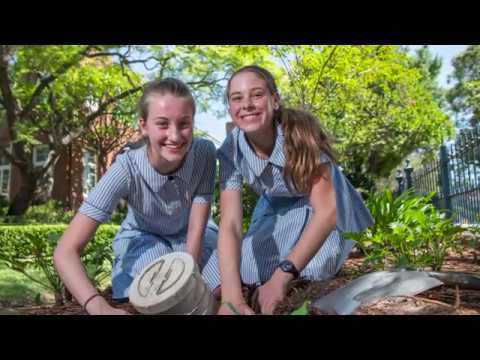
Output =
[
  {"x1": 275, "y1": 247, "x2": 480, "y2": 315},
  {"x1": 4, "y1": 247, "x2": 479, "y2": 315},
  {"x1": 12, "y1": 287, "x2": 140, "y2": 315}
]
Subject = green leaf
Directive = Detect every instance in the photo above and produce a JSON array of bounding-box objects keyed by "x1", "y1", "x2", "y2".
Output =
[{"x1": 290, "y1": 301, "x2": 310, "y2": 315}]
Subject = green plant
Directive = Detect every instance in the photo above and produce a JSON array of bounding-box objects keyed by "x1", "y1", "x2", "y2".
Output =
[
  {"x1": 0, "y1": 224, "x2": 118, "y2": 304},
  {"x1": 345, "y1": 189, "x2": 464, "y2": 271},
  {"x1": 241, "y1": 184, "x2": 259, "y2": 234},
  {"x1": 290, "y1": 301, "x2": 310, "y2": 315},
  {"x1": 0, "y1": 195, "x2": 9, "y2": 217},
  {"x1": 0, "y1": 262, "x2": 52, "y2": 306},
  {"x1": 109, "y1": 201, "x2": 128, "y2": 225},
  {"x1": 0, "y1": 199, "x2": 126, "y2": 225},
  {"x1": 212, "y1": 166, "x2": 259, "y2": 234},
  {"x1": 0, "y1": 200, "x2": 74, "y2": 225}
]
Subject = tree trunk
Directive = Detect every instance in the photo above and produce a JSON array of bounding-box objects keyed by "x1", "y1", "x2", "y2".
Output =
[
  {"x1": 96, "y1": 153, "x2": 107, "y2": 179},
  {"x1": 7, "y1": 170, "x2": 36, "y2": 216}
]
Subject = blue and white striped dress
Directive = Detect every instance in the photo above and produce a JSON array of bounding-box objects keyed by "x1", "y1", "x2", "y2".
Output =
[
  {"x1": 78, "y1": 138, "x2": 218, "y2": 299},
  {"x1": 201, "y1": 123, "x2": 374, "y2": 289}
]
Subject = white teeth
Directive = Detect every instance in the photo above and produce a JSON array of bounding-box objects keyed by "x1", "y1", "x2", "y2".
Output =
[{"x1": 242, "y1": 113, "x2": 259, "y2": 119}]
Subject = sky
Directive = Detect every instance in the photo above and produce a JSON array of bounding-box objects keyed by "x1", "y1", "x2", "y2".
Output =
[
  {"x1": 184, "y1": 45, "x2": 470, "y2": 147},
  {"x1": 410, "y1": 45, "x2": 468, "y2": 87}
]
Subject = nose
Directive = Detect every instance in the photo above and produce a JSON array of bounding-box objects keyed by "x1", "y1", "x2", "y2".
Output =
[
  {"x1": 241, "y1": 96, "x2": 255, "y2": 110},
  {"x1": 167, "y1": 127, "x2": 181, "y2": 142}
]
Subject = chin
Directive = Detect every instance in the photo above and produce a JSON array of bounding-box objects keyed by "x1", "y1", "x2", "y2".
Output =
[
  {"x1": 162, "y1": 152, "x2": 187, "y2": 163},
  {"x1": 238, "y1": 122, "x2": 267, "y2": 134},
  {"x1": 160, "y1": 147, "x2": 188, "y2": 162}
]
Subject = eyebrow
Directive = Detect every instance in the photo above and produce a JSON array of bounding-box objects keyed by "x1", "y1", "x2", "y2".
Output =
[
  {"x1": 230, "y1": 87, "x2": 265, "y2": 96},
  {"x1": 153, "y1": 116, "x2": 193, "y2": 122}
]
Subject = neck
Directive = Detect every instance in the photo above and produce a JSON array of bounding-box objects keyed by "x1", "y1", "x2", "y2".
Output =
[{"x1": 245, "y1": 123, "x2": 276, "y2": 160}]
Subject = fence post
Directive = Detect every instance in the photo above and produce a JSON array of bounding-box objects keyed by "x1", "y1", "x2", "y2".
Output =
[
  {"x1": 404, "y1": 159, "x2": 414, "y2": 189},
  {"x1": 439, "y1": 144, "x2": 453, "y2": 218},
  {"x1": 395, "y1": 170, "x2": 404, "y2": 195}
]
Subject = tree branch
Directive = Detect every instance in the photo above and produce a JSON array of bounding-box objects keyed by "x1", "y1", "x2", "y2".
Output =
[
  {"x1": 272, "y1": 46, "x2": 304, "y2": 106},
  {"x1": 0, "y1": 144, "x2": 22, "y2": 168},
  {"x1": 38, "y1": 150, "x2": 60, "y2": 178},
  {"x1": 158, "y1": 54, "x2": 175, "y2": 78},
  {"x1": 61, "y1": 85, "x2": 142, "y2": 145},
  {"x1": 87, "y1": 86, "x2": 142, "y2": 121},
  {"x1": 310, "y1": 45, "x2": 338, "y2": 107},
  {"x1": 86, "y1": 47, "x2": 164, "y2": 73},
  {"x1": 187, "y1": 76, "x2": 227, "y2": 88},
  {"x1": 19, "y1": 45, "x2": 96, "y2": 120},
  {"x1": 0, "y1": 45, "x2": 21, "y2": 140}
]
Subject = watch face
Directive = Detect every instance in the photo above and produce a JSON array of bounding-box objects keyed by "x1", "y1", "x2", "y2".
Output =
[
  {"x1": 279, "y1": 260, "x2": 299, "y2": 278},
  {"x1": 281, "y1": 261, "x2": 293, "y2": 273}
]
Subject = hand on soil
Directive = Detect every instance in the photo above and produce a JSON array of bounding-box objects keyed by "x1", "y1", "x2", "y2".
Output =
[
  {"x1": 257, "y1": 277, "x2": 288, "y2": 315},
  {"x1": 87, "y1": 297, "x2": 132, "y2": 315}
]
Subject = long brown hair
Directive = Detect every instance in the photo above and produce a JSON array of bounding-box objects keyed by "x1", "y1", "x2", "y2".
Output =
[{"x1": 226, "y1": 65, "x2": 335, "y2": 193}]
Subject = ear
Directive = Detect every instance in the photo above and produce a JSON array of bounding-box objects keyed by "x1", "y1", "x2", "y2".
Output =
[{"x1": 138, "y1": 118, "x2": 148, "y2": 137}]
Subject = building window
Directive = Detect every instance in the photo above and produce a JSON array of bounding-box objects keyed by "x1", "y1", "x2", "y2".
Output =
[
  {"x1": 0, "y1": 146, "x2": 11, "y2": 199},
  {"x1": 0, "y1": 167, "x2": 10, "y2": 197},
  {"x1": 33, "y1": 144, "x2": 50, "y2": 167},
  {"x1": 82, "y1": 151, "x2": 97, "y2": 197}
]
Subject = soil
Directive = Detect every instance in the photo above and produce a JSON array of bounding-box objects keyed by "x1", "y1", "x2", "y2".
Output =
[{"x1": 3, "y1": 247, "x2": 479, "y2": 315}]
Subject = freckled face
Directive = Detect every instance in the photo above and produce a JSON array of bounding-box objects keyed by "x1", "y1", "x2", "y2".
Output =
[{"x1": 228, "y1": 71, "x2": 279, "y2": 135}]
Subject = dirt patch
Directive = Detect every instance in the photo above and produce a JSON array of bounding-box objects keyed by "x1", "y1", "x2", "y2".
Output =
[
  {"x1": 5, "y1": 248, "x2": 479, "y2": 315},
  {"x1": 277, "y1": 248, "x2": 480, "y2": 315},
  {"x1": 15, "y1": 287, "x2": 140, "y2": 315}
]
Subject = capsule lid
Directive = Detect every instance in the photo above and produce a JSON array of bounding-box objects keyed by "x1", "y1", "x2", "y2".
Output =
[{"x1": 129, "y1": 252, "x2": 196, "y2": 314}]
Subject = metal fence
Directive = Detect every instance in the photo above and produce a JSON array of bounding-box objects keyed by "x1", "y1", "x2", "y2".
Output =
[{"x1": 397, "y1": 126, "x2": 480, "y2": 225}]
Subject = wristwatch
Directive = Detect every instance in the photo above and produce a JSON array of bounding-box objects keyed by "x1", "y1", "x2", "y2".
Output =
[{"x1": 278, "y1": 260, "x2": 300, "y2": 279}]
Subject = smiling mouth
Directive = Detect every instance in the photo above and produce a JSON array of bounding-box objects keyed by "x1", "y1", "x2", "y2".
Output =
[
  {"x1": 241, "y1": 113, "x2": 260, "y2": 120},
  {"x1": 163, "y1": 144, "x2": 185, "y2": 151}
]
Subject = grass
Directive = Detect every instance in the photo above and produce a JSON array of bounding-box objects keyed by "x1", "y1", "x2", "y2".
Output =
[
  {"x1": 0, "y1": 261, "x2": 114, "y2": 308},
  {"x1": 0, "y1": 262, "x2": 55, "y2": 307}
]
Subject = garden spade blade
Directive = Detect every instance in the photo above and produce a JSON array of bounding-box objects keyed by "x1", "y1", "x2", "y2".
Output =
[{"x1": 311, "y1": 271, "x2": 444, "y2": 315}]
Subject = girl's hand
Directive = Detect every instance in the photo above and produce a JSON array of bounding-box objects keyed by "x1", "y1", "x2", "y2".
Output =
[
  {"x1": 257, "y1": 271, "x2": 292, "y2": 315},
  {"x1": 85, "y1": 296, "x2": 132, "y2": 315},
  {"x1": 97, "y1": 305, "x2": 132, "y2": 315},
  {"x1": 217, "y1": 300, "x2": 255, "y2": 315}
]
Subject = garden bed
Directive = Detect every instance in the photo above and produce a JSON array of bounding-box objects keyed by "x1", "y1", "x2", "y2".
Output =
[{"x1": 4, "y1": 246, "x2": 478, "y2": 315}]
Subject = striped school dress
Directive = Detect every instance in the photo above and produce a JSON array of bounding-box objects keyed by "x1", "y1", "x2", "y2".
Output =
[
  {"x1": 201, "y1": 122, "x2": 373, "y2": 289},
  {"x1": 78, "y1": 138, "x2": 218, "y2": 299}
]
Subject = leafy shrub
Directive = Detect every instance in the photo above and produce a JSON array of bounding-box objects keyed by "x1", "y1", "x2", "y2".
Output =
[
  {"x1": 0, "y1": 200, "x2": 74, "y2": 225},
  {"x1": 0, "y1": 224, "x2": 118, "y2": 304},
  {"x1": 212, "y1": 171, "x2": 259, "y2": 234},
  {"x1": 345, "y1": 189, "x2": 464, "y2": 271}
]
